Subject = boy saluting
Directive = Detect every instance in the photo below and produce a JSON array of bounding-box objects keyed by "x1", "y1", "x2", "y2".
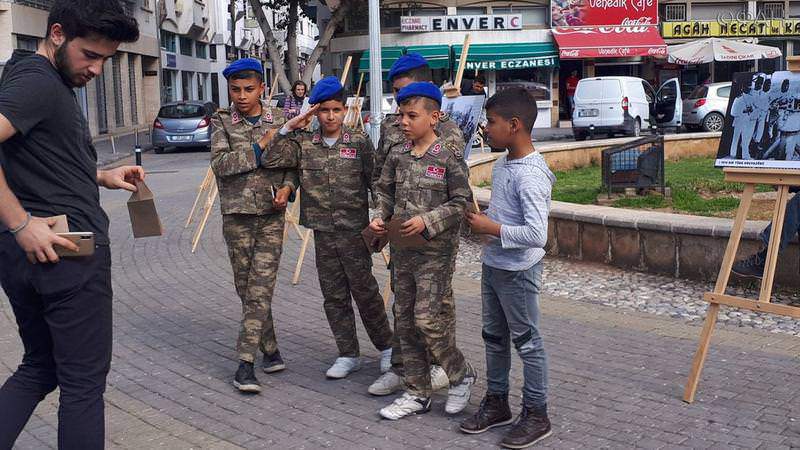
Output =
[
  {"x1": 210, "y1": 58, "x2": 296, "y2": 394},
  {"x1": 265, "y1": 76, "x2": 394, "y2": 379},
  {"x1": 370, "y1": 82, "x2": 476, "y2": 420}
]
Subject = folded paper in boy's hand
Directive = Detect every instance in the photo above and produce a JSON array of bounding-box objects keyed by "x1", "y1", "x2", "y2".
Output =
[
  {"x1": 47, "y1": 214, "x2": 69, "y2": 233},
  {"x1": 361, "y1": 226, "x2": 388, "y2": 253},
  {"x1": 127, "y1": 179, "x2": 163, "y2": 238},
  {"x1": 386, "y1": 217, "x2": 427, "y2": 249}
]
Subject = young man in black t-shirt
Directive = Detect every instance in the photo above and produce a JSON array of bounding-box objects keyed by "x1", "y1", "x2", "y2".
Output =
[{"x1": 0, "y1": 1, "x2": 140, "y2": 448}]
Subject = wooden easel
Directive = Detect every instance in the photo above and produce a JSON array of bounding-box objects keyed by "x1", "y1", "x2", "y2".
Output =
[
  {"x1": 684, "y1": 170, "x2": 800, "y2": 402},
  {"x1": 290, "y1": 60, "x2": 355, "y2": 285}
]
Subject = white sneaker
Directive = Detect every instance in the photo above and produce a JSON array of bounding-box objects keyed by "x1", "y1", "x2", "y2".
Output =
[
  {"x1": 326, "y1": 357, "x2": 361, "y2": 379},
  {"x1": 380, "y1": 348, "x2": 392, "y2": 373},
  {"x1": 430, "y1": 365, "x2": 449, "y2": 391},
  {"x1": 445, "y1": 367, "x2": 477, "y2": 414},
  {"x1": 368, "y1": 371, "x2": 405, "y2": 396},
  {"x1": 379, "y1": 392, "x2": 431, "y2": 420}
]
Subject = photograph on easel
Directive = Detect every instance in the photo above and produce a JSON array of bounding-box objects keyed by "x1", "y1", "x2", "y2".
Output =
[
  {"x1": 441, "y1": 94, "x2": 486, "y2": 160},
  {"x1": 716, "y1": 71, "x2": 800, "y2": 169}
]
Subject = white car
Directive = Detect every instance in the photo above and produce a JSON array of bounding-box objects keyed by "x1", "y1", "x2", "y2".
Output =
[
  {"x1": 682, "y1": 82, "x2": 732, "y2": 132},
  {"x1": 572, "y1": 76, "x2": 682, "y2": 140}
]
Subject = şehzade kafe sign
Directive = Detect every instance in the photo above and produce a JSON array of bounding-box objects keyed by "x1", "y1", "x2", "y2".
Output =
[
  {"x1": 400, "y1": 14, "x2": 522, "y2": 32},
  {"x1": 551, "y1": 0, "x2": 657, "y2": 27}
]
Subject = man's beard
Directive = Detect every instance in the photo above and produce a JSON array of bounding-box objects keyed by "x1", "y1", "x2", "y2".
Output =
[{"x1": 54, "y1": 43, "x2": 85, "y2": 88}]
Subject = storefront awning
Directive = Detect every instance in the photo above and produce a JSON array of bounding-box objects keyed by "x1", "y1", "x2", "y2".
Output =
[
  {"x1": 552, "y1": 26, "x2": 667, "y2": 59},
  {"x1": 357, "y1": 46, "x2": 405, "y2": 72},
  {"x1": 404, "y1": 45, "x2": 451, "y2": 70},
  {"x1": 451, "y1": 43, "x2": 558, "y2": 71}
]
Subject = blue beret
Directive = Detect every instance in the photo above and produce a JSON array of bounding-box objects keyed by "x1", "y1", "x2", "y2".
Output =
[
  {"x1": 309, "y1": 76, "x2": 344, "y2": 104},
  {"x1": 223, "y1": 58, "x2": 263, "y2": 79},
  {"x1": 396, "y1": 82, "x2": 442, "y2": 106},
  {"x1": 388, "y1": 53, "x2": 429, "y2": 82}
]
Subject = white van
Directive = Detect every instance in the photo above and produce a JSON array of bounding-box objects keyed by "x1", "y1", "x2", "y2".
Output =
[{"x1": 571, "y1": 76, "x2": 682, "y2": 140}]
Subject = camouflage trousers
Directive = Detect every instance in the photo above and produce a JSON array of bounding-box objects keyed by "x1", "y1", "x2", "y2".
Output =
[
  {"x1": 222, "y1": 213, "x2": 285, "y2": 363},
  {"x1": 314, "y1": 230, "x2": 393, "y2": 357},
  {"x1": 392, "y1": 250, "x2": 466, "y2": 397}
]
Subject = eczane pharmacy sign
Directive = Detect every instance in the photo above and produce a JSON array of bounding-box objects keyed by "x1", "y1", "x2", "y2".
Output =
[{"x1": 401, "y1": 14, "x2": 523, "y2": 32}]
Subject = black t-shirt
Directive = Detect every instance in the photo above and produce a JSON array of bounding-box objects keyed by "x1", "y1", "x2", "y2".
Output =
[{"x1": 0, "y1": 51, "x2": 109, "y2": 244}]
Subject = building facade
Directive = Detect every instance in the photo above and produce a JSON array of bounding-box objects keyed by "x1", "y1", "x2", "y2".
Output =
[{"x1": 0, "y1": 0, "x2": 161, "y2": 138}]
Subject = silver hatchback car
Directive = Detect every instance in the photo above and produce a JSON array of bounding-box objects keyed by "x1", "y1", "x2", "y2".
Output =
[
  {"x1": 682, "y1": 82, "x2": 732, "y2": 132},
  {"x1": 151, "y1": 101, "x2": 214, "y2": 153}
]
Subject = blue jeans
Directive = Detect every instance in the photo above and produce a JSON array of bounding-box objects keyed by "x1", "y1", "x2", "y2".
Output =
[
  {"x1": 760, "y1": 192, "x2": 800, "y2": 251},
  {"x1": 481, "y1": 262, "x2": 548, "y2": 411}
]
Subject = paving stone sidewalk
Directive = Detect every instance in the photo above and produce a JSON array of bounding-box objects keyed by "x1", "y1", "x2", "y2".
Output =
[{"x1": 2, "y1": 152, "x2": 799, "y2": 449}]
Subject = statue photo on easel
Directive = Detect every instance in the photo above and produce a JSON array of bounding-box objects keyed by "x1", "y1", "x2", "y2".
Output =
[{"x1": 717, "y1": 71, "x2": 800, "y2": 169}]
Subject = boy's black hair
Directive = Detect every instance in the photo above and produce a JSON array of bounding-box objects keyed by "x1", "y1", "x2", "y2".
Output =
[
  {"x1": 229, "y1": 70, "x2": 264, "y2": 83},
  {"x1": 390, "y1": 65, "x2": 433, "y2": 83},
  {"x1": 474, "y1": 75, "x2": 486, "y2": 84},
  {"x1": 398, "y1": 96, "x2": 440, "y2": 112},
  {"x1": 47, "y1": 0, "x2": 139, "y2": 43},
  {"x1": 485, "y1": 87, "x2": 538, "y2": 133}
]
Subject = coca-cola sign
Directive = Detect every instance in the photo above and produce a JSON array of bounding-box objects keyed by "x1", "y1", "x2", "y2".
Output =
[
  {"x1": 553, "y1": 25, "x2": 667, "y2": 58},
  {"x1": 551, "y1": 0, "x2": 658, "y2": 27}
]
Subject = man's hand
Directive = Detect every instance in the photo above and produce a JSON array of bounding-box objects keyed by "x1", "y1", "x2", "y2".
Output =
[
  {"x1": 257, "y1": 127, "x2": 279, "y2": 150},
  {"x1": 284, "y1": 104, "x2": 319, "y2": 132},
  {"x1": 98, "y1": 165, "x2": 145, "y2": 192},
  {"x1": 15, "y1": 216, "x2": 79, "y2": 264},
  {"x1": 273, "y1": 186, "x2": 291, "y2": 210},
  {"x1": 466, "y1": 211, "x2": 501, "y2": 236},
  {"x1": 369, "y1": 218, "x2": 387, "y2": 237},
  {"x1": 400, "y1": 216, "x2": 426, "y2": 237}
]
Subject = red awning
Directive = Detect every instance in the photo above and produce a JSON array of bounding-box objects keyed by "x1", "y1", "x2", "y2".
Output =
[{"x1": 552, "y1": 26, "x2": 667, "y2": 59}]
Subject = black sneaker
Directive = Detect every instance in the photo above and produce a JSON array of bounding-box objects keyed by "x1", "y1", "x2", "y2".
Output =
[
  {"x1": 234, "y1": 361, "x2": 262, "y2": 393},
  {"x1": 501, "y1": 406, "x2": 552, "y2": 449},
  {"x1": 263, "y1": 350, "x2": 286, "y2": 374},
  {"x1": 459, "y1": 392, "x2": 514, "y2": 434},
  {"x1": 732, "y1": 250, "x2": 766, "y2": 279}
]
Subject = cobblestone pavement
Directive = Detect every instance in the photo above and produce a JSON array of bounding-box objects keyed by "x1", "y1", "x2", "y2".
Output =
[{"x1": 2, "y1": 152, "x2": 800, "y2": 449}]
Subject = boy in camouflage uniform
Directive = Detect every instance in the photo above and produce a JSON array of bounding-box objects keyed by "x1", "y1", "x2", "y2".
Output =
[
  {"x1": 370, "y1": 82, "x2": 476, "y2": 420},
  {"x1": 369, "y1": 53, "x2": 467, "y2": 397},
  {"x1": 266, "y1": 76, "x2": 394, "y2": 379},
  {"x1": 210, "y1": 58, "x2": 297, "y2": 394}
]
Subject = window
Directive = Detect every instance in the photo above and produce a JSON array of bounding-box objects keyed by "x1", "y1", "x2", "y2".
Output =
[
  {"x1": 161, "y1": 31, "x2": 176, "y2": 52},
  {"x1": 158, "y1": 104, "x2": 206, "y2": 118},
  {"x1": 492, "y1": 7, "x2": 547, "y2": 26},
  {"x1": 660, "y1": 4, "x2": 687, "y2": 21},
  {"x1": 758, "y1": 2, "x2": 785, "y2": 19},
  {"x1": 197, "y1": 73, "x2": 207, "y2": 101},
  {"x1": 182, "y1": 71, "x2": 193, "y2": 100},
  {"x1": 128, "y1": 54, "x2": 138, "y2": 124},
  {"x1": 691, "y1": 3, "x2": 745, "y2": 20},
  {"x1": 210, "y1": 44, "x2": 218, "y2": 60},
  {"x1": 112, "y1": 55, "x2": 124, "y2": 127},
  {"x1": 180, "y1": 37, "x2": 193, "y2": 56},
  {"x1": 410, "y1": 8, "x2": 447, "y2": 16},
  {"x1": 15, "y1": 35, "x2": 39, "y2": 52},
  {"x1": 211, "y1": 73, "x2": 220, "y2": 106},
  {"x1": 689, "y1": 85, "x2": 708, "y2": 100},
  {"x1": 717, "y1": 86, "x2": 731, "y2": 98},
  {"x1": 381, "y1": 9, "x2": 403, "y2": 28},
  {"x1": 456, "y1": 7, "x2": 485, "y2": 15},
  {"x1": 345, "y1": 1, "x2": 370, "y2": 31},
  {"x1": 195, "y1": 42, "x2": 207, "y2": 59},
  {"x1": 791, "y1": 1, "x2": 800, "y2": 18},
  {"x1": 161, "y1": 69, "x2": 177, "y2": 103}
]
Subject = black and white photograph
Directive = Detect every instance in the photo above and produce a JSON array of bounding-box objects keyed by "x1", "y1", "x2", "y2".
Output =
[
  {"x1": 441, "y1": 94, "x2": 486, "y2": 160},
  {"x1": 716, "y1": 70, "x2": 800, "y2": 169}
]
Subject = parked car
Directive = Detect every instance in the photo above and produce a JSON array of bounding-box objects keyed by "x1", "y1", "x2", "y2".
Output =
[
  {"x1": 151, "y1": 101, "x2": 214, "y2": 154},
  {"x1": 682, "y1": 82, "x2": 731, "y2": 132},
  {"x1": 572, "y1": 76, "x2": 682, "y2": 140}
]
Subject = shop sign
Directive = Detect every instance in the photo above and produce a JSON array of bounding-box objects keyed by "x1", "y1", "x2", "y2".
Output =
[
  {"x1": 464, "y1": 56, "x2": 558, "y2": 70},
  {"x1": 663, "y1": 19, "x2": 800, "y2": 38},
  {"x1": 166, "y1": 53, "x2": 176, "y2": 68},
  {"x1": 400, "y1": 14, "x2": 522, "y2": 32},
  {"x1": 551, "y1": 0, "x2": 657, "y2": 27}
]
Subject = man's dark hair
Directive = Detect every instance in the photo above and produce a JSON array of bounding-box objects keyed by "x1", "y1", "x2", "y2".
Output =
[
  {"x1": 391, "y1": 66, "x2": 433, "y2": 83},
  {"x1": 399, "y1": 96, "x2": 440, "y2": 112},
  {"x1": 46, "y1": 0, "x2": 139, "y2": 43},
  {"x1": 230, "y1": 70, "x2": 264, "y2": 83},
  {"x1": 474, "y1": 75, "x2": 486, "y2": 85},
  {"x1": 486, "y1": 87, "x2": 538, "y2": 133}
]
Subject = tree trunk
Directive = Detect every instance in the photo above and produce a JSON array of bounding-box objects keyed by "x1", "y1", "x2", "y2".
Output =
[
  {"x1": 229, "y1": 0, "x2": 236, "y2": 60},
  {"x1": 248, "y1": 0, "x2": 293, "y2": 93},
  {"x1": 300, "y1": 0, "x2": 352, "y2": 86},
  {"x1": 286, "y1": 0, "x2": 300, "y2": 83}
]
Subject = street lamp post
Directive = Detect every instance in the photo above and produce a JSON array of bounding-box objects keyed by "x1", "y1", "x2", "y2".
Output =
[{"x1": 367, "y1": 0, "x2": 383, "y2": 145}]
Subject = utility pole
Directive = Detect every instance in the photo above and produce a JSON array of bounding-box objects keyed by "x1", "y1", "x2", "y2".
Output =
[
  {"x1": 229, "y1": 0, "x2": 237, "y2": 60},
  {"x1": 367, "y1": 0, "x2": 383, "y2": 145}
]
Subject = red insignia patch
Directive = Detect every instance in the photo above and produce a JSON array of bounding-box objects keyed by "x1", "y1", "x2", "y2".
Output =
[
  {"x1": 403, "y1": 141, "x2": 412, "y2": 150},
  {"x1": 425, "y1": 165, "x2": 446, "y2": 180},
  {"x1": 264, "y1": 113, "x2": 273, "y2": 124},
  {"x1": 340, "y1": 147, "x2": 357, "y2": 159},
  {"x1": 430, "y1": 143, "x2": 442, "y2": 155},
  {"x1": 343, "y1": 132, "x2": 351, "y2": 143},
  {"x1": 312, "y1": 134, "x2": 321, "y2": 144}
]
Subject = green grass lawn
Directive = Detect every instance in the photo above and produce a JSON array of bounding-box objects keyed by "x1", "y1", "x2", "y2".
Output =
[{"x1": 551, "y1": 156, "x2": 770, "y2": 216}]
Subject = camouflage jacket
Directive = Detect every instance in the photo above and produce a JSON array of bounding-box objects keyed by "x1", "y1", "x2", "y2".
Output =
[
  {"x1": 210, "y1": 101, "x2": 298, "y2": 215},
  {"x1": 266, "y1": 127, "x2": 374, "y2": 232},
  {"x1": 373, "y1": 112, "x2": 465, "y2": 187},
  {"x1": 375, "y1": 137, "x2": 470, "y2": 254}
]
